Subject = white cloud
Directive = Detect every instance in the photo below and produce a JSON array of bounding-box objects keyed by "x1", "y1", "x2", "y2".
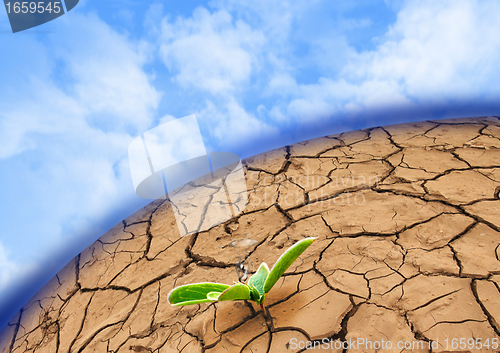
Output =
[
  {"x1": 53, "y1": 13, "x2": 161, "y2": 133},
  {"x1": 143, "y1": 115, "x2": 207, "y2": 170},
  {"x1": 149, "y1": 0, "x2": 500, "y2": 155},
  {"x1": 266, "y1": 73, "x2": 299, "y2": 98},
  {"x1": 208, "y1": 0, "x2": 297, "y2": 46},
  {"x1": 0, "y1": 242, "x2": 37, "y2": 293},
  {"x1": 158, "y1": 7, "x2": 265, "y2": 95},
  {"x1": 265, "y1": 76, "x2": 411, "y2": 124},
  {"x1": 262, "y1": 0, "x2": 500, "y2": 122},
  {"x1": 0, "y1": 81, "x2": 82, "y2": 159},
  {"x1": 197, "y1": 98, "x2": 278, "y2": 150},
  {"x1": 343, "y1": 0, "x2": 500, "y2": 100},
  {"x1": 208, "y1": 0, "x2": 366, "y2": 76},
  {"x1": 0, "y1": 12, "x2": 161, "y2": 160},
  {"x1": 0, "y1": 11, "x2": 161, "y2": 301}
]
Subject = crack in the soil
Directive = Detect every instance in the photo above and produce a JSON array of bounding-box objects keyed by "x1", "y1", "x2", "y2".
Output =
[{"x1": 5, "y1": 117, "x2": 500, "y2": 353}]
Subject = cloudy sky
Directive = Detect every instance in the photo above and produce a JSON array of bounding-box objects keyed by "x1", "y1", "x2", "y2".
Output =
[{"x1": 1, "y1": 0, "x2": 500, "y2": 329}]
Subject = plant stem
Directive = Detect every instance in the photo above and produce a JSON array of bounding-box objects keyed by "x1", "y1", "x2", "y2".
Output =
[{"x1": 260, "y1": 303, "x2": 265, "y2": 312}]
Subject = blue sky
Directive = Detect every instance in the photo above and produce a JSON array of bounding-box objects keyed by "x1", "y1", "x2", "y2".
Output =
[{"x1": 1, "y1": 0, "x2": 500, "y2": 329}]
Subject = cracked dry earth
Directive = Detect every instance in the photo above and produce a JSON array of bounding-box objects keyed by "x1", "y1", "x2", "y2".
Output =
[{"x1": 2, "y1": 116, "x2": 500, "y2": 353}]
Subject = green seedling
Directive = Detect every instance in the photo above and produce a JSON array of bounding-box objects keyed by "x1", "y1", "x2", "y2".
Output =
[{"x1": 168, "y1": 237, "x2": 316, "y2": 311}]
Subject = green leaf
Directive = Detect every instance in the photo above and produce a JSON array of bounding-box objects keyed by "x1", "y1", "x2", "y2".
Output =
[
  {"x1": 168, "y1": 282, "x2": 230, "y2": 306},
  {"x1": 207, "y1": 291, "x2": 223, "y2": 300},
  {"x1": 264, "y1": 237, "x2": 316, "y2": 294},
  {"x1": 248, "y1": 284, "x2": 261, "y2": 302},
  {"x1": 170, "y1": 298, "x2": 216, "y2": 306},
  {"x1": 218, "y1": 283, "x2": 251, "y2": 301},
  {"x1": 248, "y1": 262, "x2": 269, "y2": 296}
]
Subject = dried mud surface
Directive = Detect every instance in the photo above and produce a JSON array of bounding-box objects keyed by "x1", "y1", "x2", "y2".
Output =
[{"x1": 2, "y1": 117, "x2": 500, "y2": 353}]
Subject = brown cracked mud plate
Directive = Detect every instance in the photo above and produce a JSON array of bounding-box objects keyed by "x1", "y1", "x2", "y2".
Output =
[{"x1": 2, "y1": 116, "x2": 500, "y2": 353}]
